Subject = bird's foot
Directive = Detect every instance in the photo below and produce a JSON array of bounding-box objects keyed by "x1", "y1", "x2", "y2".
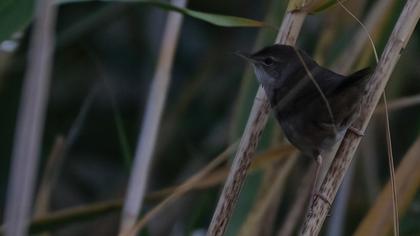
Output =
[{"x1": 349, "y1": 126, "x2": 364, "y2": 137}]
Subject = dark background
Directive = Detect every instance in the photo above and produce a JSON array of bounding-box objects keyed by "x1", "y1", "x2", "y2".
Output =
[{"x1": 0, "y1": 0, "x2": 419, "y2": 235}]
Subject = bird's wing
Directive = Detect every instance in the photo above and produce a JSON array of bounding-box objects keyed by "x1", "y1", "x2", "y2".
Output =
[
  {"x1": 301, "y1": 67, "x2": 371, "y2": 129},
  {"x1": 327, "y1": 67, "x2": 372, "y2": 127}
]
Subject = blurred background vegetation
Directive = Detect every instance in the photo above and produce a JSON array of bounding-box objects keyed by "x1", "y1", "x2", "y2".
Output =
[{"x1": 0, "y1": 0, "x2": 419, "y2": 235}]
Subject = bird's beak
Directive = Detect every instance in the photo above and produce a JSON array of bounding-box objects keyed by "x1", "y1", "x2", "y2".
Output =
[{"x1": 234, "y1": 51, "x2": 257, "y2": 63}]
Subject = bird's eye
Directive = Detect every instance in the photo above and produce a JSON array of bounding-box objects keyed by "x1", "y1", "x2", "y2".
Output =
[{"x1": 263, "y1": 57, "x2": 274, "y2": 66}]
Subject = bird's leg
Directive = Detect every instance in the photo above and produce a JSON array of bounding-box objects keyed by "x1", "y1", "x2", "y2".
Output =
[
  {"x1": 349, "y1": 126, "x2": 364, "y2": 137},
  {"x1": 309, "y1": 155, "x2": 332, "y2": 210}
]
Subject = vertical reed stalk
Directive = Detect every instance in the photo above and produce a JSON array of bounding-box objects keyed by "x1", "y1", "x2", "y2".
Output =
[
  {"x1": 4, "y1": 0, "x2": 57, "y2": 235},
  {"x1": 119, "y1": 0, "x2": 187, "y2": 233}
]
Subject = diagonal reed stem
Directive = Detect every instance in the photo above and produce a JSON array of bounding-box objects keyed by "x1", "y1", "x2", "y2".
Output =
[
  {"x1": 300, "y1": 0, "x2": 420, "y2": 234},
  {"x1": 206, "y1": 2, "x2": 308, "y2": 234}
]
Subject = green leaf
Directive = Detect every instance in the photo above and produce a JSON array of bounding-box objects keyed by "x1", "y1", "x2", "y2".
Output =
[
  {"x1": 287, "y1": 0, "x2": 338, "y2": 14},
  {"x1": 0, "y1": 0, "x2": 34, "y2": 43},
  {"x1": 58, "y1": 0, "x2": 267, "y2": 28},
  {"x1": 0, "y1": 0, "x2": 267, "y2": 44},
  {"x1": 311, "y1": 0, "x2": 338, "y2": 13}
]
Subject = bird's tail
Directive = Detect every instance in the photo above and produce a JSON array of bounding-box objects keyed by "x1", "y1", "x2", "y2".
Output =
[
  {"x1": 337, "y1": 67, "x2": 372, "y2": 93},
  {"x1": 348, "y1": 67, "x2": 372, "y2": 81}
]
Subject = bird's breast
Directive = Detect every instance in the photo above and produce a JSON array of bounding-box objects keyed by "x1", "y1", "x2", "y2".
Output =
[{"x1": 277, "y1": 112, "x2": 345, "y2": 158}]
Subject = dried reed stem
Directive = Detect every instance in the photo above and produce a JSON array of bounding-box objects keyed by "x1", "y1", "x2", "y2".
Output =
[
  {"x1": 34, "y1": 87, "x2": 97, "y2": 217},
  {"x1": 317, "y1": 0, "x2": 397, "y2": 192},
  {"x1": 276, "y1": 164, "x2": 314, "y2": 236},
  {"x1": 300, "y1": 1, "x2": 420, "y2": 235},
  {"x1": 332, "y1": 0, "x2": 397, "y2": 73},
  {"x1": 123, "y1": 143, "x2": 238, "y2": 236},
  {"x1": 206, "y1": 4, "x2": 307, "y2": 235},
  {"x1": 354, "y1": 135, "x2": 420, "y2": 236},
  {"x1": 119, "y1": 0, "x2": 187, "y2": 233},
  {"x1": 3, "y1": 0, "x2": 57, "y2": 235},
  {"x1": 375, "y1": 94, "x2": 420, "y2": 113},
  {"x1": 239, "y1": 154, "x2": 298, "y2": 236},
  {"x1": 34, "y1": 136, "x2": 66, "y2": 217},
  {"x1": 31, "y1": 200, "x2": 122, "y2": 234},
  {"x1": 0, "y1": 144, "x2": 291, "y2": 234}
]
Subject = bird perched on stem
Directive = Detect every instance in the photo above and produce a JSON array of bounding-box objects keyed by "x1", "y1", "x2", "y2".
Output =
[{"x1": 236, "y1": 44, "x2": 371, "y2": 203}]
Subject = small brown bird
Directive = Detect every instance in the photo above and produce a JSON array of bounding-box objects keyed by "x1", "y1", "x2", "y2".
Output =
[{"x1": 237, "y1": 44, "x2": 371, "y2": 200}]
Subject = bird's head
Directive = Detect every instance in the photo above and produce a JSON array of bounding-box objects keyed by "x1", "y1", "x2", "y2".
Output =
[{"x1": 236, "y1": 44, "x2": 297, "y2": 89}]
